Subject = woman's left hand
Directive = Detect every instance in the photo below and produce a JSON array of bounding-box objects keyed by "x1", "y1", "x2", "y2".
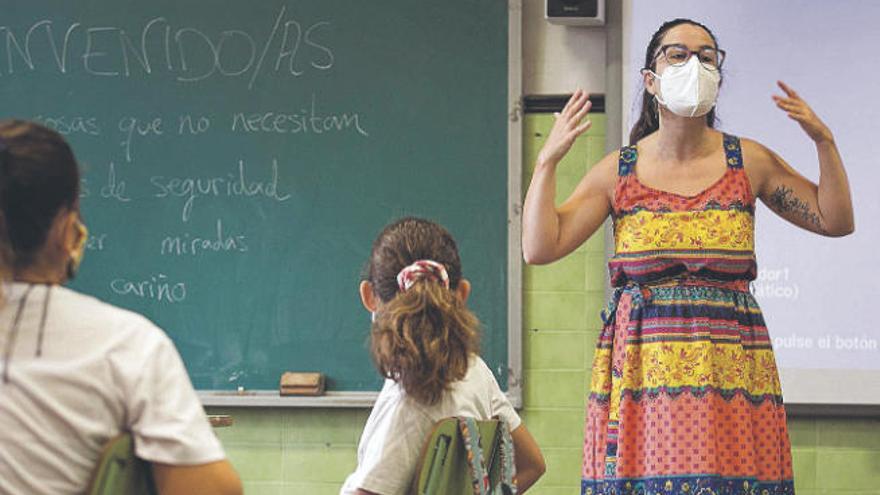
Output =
[{"x1": 772, "y1": 81, "x2": 834, "y2": 144}]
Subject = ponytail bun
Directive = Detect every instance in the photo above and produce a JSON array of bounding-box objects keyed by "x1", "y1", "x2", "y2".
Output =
[
  {"x1": 371, "y1": 279, "x2": 479, "y2": 405},
  {"x1": 364, "y1": 217, "x2": 480, "y2": 405}
]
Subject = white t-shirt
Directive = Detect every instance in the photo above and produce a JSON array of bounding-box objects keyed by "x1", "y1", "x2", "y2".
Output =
[
  {"x1": 340, "y1": 355, "x2": 520, "y2": 495},
  {"x1": 0, "y1": 283, "x2": 225, "y2": 495}
]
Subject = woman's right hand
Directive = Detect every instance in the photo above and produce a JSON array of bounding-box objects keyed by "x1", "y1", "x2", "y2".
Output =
[
  {"x1": 536, "y1": 89, "x2": 593, "y2": 168},
  {"x1": 522, "y1": 88, "x2": 615, "y2": 265}
]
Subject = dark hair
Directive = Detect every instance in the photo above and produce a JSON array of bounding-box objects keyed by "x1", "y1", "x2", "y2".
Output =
[
  {"x1": 364, "y1": 217, "x2": 480, "y2": 405},
  {"x1": 0, "y1": 120, "x2": 80, "y2": 270},
  {"x1": 629, "y1": 18, "x2": 722, "y2": 145}
]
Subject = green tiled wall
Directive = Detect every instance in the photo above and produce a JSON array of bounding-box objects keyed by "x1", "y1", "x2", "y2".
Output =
[
  {"x1": 519, "y1": 113, "x2": 607, "y2": 493},
  {"x1": 207, "y1": 112, "x2": 880, "y2": 494}
]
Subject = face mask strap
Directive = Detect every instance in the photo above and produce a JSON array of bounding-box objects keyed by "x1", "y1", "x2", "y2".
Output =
[
  {"x1": 0, "y1": 137, "x2": 10, "y2": 171},
  {"x1": 36, "y1": 285, "x2": 52, "y2": 357},
  {"x1": 641, "y1": 67, "x2": 666, "y2": 109},
  {"x1": 3, "y1": 285, "x2": 34, "y2": 384},
  {"x1": 2, "y1": 284, "x2": 54, "y2": 385}
]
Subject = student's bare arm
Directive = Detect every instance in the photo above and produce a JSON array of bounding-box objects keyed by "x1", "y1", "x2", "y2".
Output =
[
  {"x1": 152, "y1": 460, "x2": 243, "y2": 495},
  {"x1": 511, "y1": 424, "x2": 546, "y2": 492}
]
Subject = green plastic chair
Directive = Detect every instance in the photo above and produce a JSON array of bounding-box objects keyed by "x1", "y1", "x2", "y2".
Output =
[
  {"x1": 411, "y1": 418, "x2": 505, "y2": 495},
  {"x1": 86, "y1": 433, "x2": 157, "y2": 495}
]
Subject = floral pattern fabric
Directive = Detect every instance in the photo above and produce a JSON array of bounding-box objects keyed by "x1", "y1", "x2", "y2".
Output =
[{"x1": 582, "y1": 134, "x2": 795, "y2": 495}]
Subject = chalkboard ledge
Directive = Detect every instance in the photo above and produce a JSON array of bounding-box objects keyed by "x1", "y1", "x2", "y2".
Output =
[
  {"x1": 198, "y1": 389, "x2": 522, "y2": 409},
  {"x1": 199, "y1": 390, "x2": 380, "y2": 408}
]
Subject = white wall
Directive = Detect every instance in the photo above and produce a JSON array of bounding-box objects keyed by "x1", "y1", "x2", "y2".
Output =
[
  {"x1": 521, "y1": 0, "x2": 606, "y2": 95},
  {"x1": 622, "y1": 0, "x2": 880, "y2": 407}
]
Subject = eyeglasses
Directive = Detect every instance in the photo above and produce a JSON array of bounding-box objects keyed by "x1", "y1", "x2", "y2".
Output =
[{"x1": 653, "y1": 43, "x2": 726, "y2": 70}]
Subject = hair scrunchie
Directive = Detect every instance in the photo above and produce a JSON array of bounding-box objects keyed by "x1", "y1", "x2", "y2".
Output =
[{"x1": 396, "y1": 260, "x2": 450, "y2": 292}]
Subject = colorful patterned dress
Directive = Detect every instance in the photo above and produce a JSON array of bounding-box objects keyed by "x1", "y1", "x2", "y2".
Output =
[{"x1": 581, "y1": 134, "x2": 795, "y2": 495}]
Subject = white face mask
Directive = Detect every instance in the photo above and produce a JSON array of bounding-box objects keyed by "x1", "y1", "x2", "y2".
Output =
[{"x1": 651, "y1": 55, "x2": 721, "y2": 118}]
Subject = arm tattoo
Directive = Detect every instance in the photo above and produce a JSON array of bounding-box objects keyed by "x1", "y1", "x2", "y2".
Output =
[{"x1": 768, "y1": 185, "x2": 826, "y2": 233}]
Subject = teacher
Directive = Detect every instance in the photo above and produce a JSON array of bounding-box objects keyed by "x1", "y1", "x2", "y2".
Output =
[{"x1": 522, "y1": 18, "x2": 854, "y2": 495}]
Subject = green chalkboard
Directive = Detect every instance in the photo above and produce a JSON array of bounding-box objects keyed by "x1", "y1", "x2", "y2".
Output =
[{"x1": 1, "y1": 1, "x2": 511, "y2": 392}]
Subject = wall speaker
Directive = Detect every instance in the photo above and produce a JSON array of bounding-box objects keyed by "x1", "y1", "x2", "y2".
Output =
[{"x1": 546, "y1": 0, "x2": 605, "y2": 26}]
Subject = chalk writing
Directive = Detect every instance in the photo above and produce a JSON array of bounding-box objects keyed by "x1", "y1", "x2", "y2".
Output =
[
  {"x1": 99, "y1": 162, "x2": 131, "y2": 202},
  {"x1": 178, "y1": 114, "x2": 211, "y2": 135},
  {"x1": 34, "y1": 115, "x2": 101, "y2": 136},
  {"x1": 118, "y1": 116, "x2": 163, "y2": 162},
  {"x1": 0, "y1": 9, "x2": 334, "y2": 88},
  {"x1": 160, "y1": 219, "x2": 248, "y2": 256},
  {"x1": 85, "y1": 233, "x2": 107, "y2": 251},
  {"x1": 150, "y1": 159, "x2": 291, "y2": 221},
  {"x1": 110, "y1": 273, "x2": 187, "y2": 303},
  {"x1": 231, "y1": 94, "x2": 368, "y2": 136},
  {"x1": 79, "y1": 179, "x2": 91, "y2": 199}
]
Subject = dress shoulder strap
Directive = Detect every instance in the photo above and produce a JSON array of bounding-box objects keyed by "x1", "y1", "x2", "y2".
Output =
[
  {"x1": 723, "y1": 133, "x2": 744, "y2": 169},
  {"x1": 617, "y1": 145, "x2": 638, "y2": 176}
]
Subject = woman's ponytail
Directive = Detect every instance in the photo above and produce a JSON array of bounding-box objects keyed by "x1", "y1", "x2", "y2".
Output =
[
  {"x1": 371, "y1": 279, "x2": 479, "y2": 405},
  {"x1": 364, "y1": 218, "x2": 481, "y2": 406}
]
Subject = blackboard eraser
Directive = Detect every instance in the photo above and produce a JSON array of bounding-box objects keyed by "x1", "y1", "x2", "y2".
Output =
[
  {"x1": 280, "y1": 372, "x2": 326, "y2": 396},
  {"x1": 208, "y1": 415, "x2": 234, "y2": 428}
]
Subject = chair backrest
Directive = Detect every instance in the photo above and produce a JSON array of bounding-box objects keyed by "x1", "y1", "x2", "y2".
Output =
[
  {"x1": 411, "y1": 418, "x2": 504, "y2": 495},
  {"x1": 86, "y1": 433, "x2": 157, "y2": 495}
]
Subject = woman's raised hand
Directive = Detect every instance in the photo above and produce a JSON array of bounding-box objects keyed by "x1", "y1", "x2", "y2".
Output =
[
  {"x1": 772, "y1": 81, "x2": 833, "y2": 144},
  {"x1": 536, "y1": 89, "x2": 593, "y2": 167}
]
